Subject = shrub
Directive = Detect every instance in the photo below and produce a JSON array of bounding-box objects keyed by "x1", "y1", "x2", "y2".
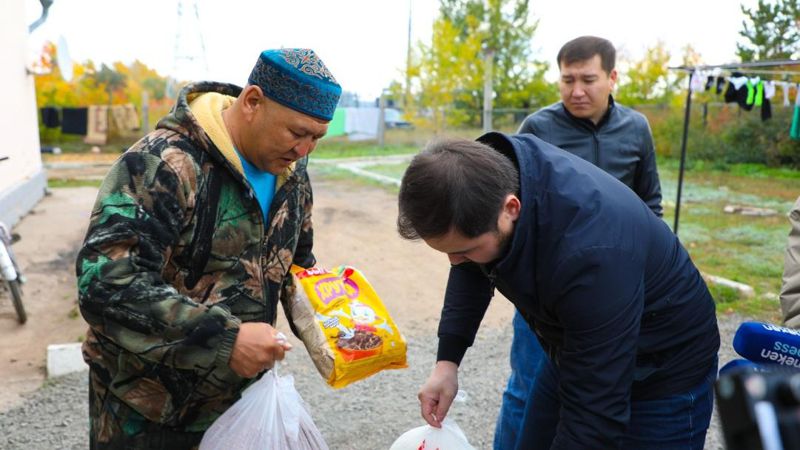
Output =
[{"x1": 640, "y1": 102, "x2": 800, "y2": 168}]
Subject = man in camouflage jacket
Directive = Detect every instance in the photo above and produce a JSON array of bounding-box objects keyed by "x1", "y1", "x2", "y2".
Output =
[
  {"x1": 76, "y1": 49, "x2": 341, "y2": 449},
  {"x1": 781, "y1": 195, "x2": 800, "y2": 328}
]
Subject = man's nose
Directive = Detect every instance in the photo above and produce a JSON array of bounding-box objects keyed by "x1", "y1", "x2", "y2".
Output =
[
  {"x1": 572, "y1": 84, "x2": 586, "y2": 97},
  {"x1": 294, "y1": 137, "x2": 315, "y2": 158}
]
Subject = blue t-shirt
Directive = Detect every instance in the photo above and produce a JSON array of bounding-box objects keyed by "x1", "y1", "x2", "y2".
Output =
[{"x1": 235, "y1": 149, "x2": 276, "y2": 223}]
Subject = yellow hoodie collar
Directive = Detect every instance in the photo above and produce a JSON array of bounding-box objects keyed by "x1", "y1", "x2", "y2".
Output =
[{"x1": 188, "y1": 92, "x2": 295, "y2": 186}]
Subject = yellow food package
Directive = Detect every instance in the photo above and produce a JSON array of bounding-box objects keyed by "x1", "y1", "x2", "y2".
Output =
[{"x1": 286, "y1": 265, "x2": 407, "y2": 389}]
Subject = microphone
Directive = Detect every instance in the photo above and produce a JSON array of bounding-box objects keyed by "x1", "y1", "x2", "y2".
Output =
[
  {"x1": 733, "y1": 321, "x2": 800, "y2": 369},
  {"x1": 718, "y1": 358, "x2": 773, "y2": 377}
]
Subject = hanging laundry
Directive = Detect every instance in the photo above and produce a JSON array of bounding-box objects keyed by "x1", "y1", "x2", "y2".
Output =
[
  {"x1": 791, "y1": 105, "x2": 800, "y2": 140},
  {"x1": 343, "y1": 107, "x2": 381, "y2": 140},
  {"x1": 690, "y1": 71, "x2": 706, "y2": 92},
  {"x1": 109, "y1": 104, "x2": 141, "y2": 133},
  {"x1": 124, "y1": 104, "x2": 141, "y2": 131},
  {"x1": 778, "y1": 81, "x2": 792, "y2": 107},
  {"x1": 40, "y1": 107, "x2": 60, "y2": 128},
  {"x1": 729, "y1": 74, "x2": 748, "y2": 90},
  {"x1": 761, "y1": 98, "x2": 772, "y2": 121},
  {"x1": 716, "y1": 76, "x2": 726, "y2": 94},
  {"x1": 724, "y1": 73, "x2": 748, "y2": 105},
  {"x1": 61, "y1": 107, "x2": 88, "y2": 135},
  {"x1": 84, "y1": 105, "x2": 109, "y2": 145},
  {"x1": 723, "y1": 81, "x2": 738, "y2": 103},
  {"x1": 763, "y1": 81, "x2": 776, "y2": 100},
  {"x1": 744, "y1": 77, "x2": 761, "y2": 110},
  {"x1": 745, "y1": 80, "x2": 755, "y2": 105},
  {"x1": 704, "y1": 76, "x2": 715, "y2": 91},
  {"x1": 753, "y1": 79, "x2": 764, "y2": 107},
  {"x1": 795, "y1": 83, "x2": 800, "y2": 106},
  {"x1": 759, "y1": 81, "x2": 774, "y2": 119}
]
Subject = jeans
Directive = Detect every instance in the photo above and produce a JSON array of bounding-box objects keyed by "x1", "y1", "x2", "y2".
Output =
[
  {"x1": 494, "y1": 311, "x2": 545, "y2": 450},
  {"x1": 516, "y1": 354, "x2": 719, "y2": 449}
]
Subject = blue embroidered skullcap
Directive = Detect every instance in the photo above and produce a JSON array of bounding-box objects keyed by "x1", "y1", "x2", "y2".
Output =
[{"x1": 248, "y1": 49, "x2": 342, "y2": 121}]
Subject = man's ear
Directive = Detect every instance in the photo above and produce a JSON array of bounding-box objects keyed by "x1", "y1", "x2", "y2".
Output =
[
  {"x1": 504, "y1": 194, "x2": 521, "y2": 221},
  {"x1": 608, "y1": 68, "x2": 618, "y2": 90},
  {"x1": 241, "y1": 85, "x2": 264, "y2": 118}
]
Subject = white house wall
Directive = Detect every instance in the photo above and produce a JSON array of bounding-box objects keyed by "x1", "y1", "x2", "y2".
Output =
[{"x1": 0, "y1": 0, "x2": 47, "y2": 227}]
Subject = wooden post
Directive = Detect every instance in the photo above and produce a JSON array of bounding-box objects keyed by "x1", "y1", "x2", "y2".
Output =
[
  {"x1": 141, "y1": 91, "x2": 149, "y2": 134},
  {"x1": 482, "y1": 49, "x2": 494, "y2": 133}
]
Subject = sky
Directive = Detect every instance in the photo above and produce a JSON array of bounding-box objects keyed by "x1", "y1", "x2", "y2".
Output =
[{"x1": 25, "y1": 0, "x2": 761, "y2": 101}]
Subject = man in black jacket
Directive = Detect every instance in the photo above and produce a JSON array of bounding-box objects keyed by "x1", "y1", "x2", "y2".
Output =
[
  {"x1": 397, "y1": 133, "x2": 718, "y2": 449},
  {"x1": 496, "y1": 35, "x2": 665, "y2": 450},
  {"x1": 519, "y1": 36, "x2": 662, "y2": 215}
]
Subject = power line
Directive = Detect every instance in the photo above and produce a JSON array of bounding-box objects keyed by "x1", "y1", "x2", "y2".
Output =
[{"x1": 168, "y1": 0, "x2": 209, "y2": 96}]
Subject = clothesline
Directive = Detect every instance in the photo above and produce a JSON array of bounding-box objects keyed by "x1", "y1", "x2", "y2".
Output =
[
  {"x1": 671, "y1": 59, "x2": 800, "y2": 71},
  {"x1": 666, "y1": 59, "x2": 800, "y2": 236},
  {"x1": 671, "y1": 68, "x2": 800, "y2": 78},
  {"x1": 40, "y1": 104, "x2": 141, "y2": 145},
  {"x1": 680, "y1": 73, "x2": 792, "y2": 121},
  {"x1": 669, "y1": 60, "x2": 800, "y2": 79},
  {"x1": 670, "y1": 67, "x2": 800, "y2": 81},
  {"x1": 689, "y1": 70, "x2": 800, "y2": 83}
]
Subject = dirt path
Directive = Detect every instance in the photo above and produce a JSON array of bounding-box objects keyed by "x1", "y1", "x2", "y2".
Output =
[
  {"x1": 0, "y1": 169, "x2": 514, "y2": 410},
  {"x1": 307, "y1": 175, "x2": 514, "y2": 335},
  {"x1": 0, "y1": 187, "x2": 97, "y2": 409}
]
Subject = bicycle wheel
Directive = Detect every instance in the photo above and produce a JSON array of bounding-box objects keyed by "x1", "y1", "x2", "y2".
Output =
[{"x1": 7, "y1": 279, "x2": 26, "y2": 324}]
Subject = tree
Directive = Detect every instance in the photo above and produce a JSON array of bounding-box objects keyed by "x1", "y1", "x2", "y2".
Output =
[
  {"x1": 616, "y1": 42, "x2": 676, "y2": 106},
  {"x1": 92, "y1": 64, "x2": 128, "y2": 106},
  {"x1": 33, "y1": 43, "x2": 169, "y2": 109},
  {"x1": 408, "y1": 0, "x2": 554, "y2": 129},
  {"x1": 441, "y1": 0, "x2": 552, "y2": 110},
  {"x1": 33, "y1": 41, "x2": 76, "y2": 107},
  {"x1": 32, "y1": 41, "x2": 172, "y2": 140},
  {"x1": 737, "y1": 0, "x2": 800, "y2": 62},
  {"x1": 412, "y1": 16, "x2": 484, "y2": 130}
]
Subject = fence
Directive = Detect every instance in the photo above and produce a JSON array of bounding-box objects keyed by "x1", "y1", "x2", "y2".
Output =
[{"x1": 326, "y1": 102, "x2": 800, "y2": 168}]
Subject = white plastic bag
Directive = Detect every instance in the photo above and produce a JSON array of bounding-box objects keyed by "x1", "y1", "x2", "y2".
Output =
[
  {"x1": 199, "y1": 366, "x2": 328, "y2": 450},
  {"x1": 390, "y1": 390, "x2": 475, "y2": 450},
  {"x1": 389, "y1": 417, "x2": 476, "y2": 450}
]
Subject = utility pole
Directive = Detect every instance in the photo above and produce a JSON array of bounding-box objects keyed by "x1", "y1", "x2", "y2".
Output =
[
  {"x1": 482, "y1": 49, "x2": 494, "y2": 133},
  {"x1": 405, "y1": 0, "x2": 412, "y2": 110},
  {"x1": 378, "y1": 91, "x2": 387, "y2": 148},
  {"x1": 169, "y1": 0, "x2": 209, "y2": 97}
]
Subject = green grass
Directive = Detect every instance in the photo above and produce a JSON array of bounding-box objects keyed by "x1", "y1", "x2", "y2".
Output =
[
  {"x1": 328, "y1": 155, "x2": 797, "y2": 321},
  {"x1": 312, "y1": 165, "x2": 400, "y2": 194},
  {"x1": 658, "y1": 161, "x2": 794, "y2": 321},
  {"x1": 660, "y1": 159, "x2": 800, "y2": 181},
  {"x1": 707, "y1": 283, "x2": 742, "y2": 304},
  {"x1": 48, "y1": 179, "x2": 104, "y2": 188},
  {"x1": 363, "y1": 162, "x2": 409, "y2": 180},
  {"x1": 41, "y1": 136, "x2": 133, "y2": 154},
  {"x1": 314, "y1": 139, "x2": 417, "y2": 159}
]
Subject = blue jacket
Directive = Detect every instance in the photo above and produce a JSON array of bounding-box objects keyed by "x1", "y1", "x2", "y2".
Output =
[
  {"x1": 519, "y1": 97, "x2": 663, "y2": 217},
  {"x1": 437, "y1": 132, "x2": 719, "y2": 448}
]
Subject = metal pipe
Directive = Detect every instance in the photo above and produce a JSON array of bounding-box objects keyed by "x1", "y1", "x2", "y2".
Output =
[
  {"x1": 674, "y1": 73, "x2": 693, "y2": 236},
  {"x1": 669, "y1": 59, "x2": 800, "y2": 71}
]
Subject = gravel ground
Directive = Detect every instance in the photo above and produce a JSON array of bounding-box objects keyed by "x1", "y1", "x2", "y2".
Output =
[{"x1": 0, "y1": 313, "x2": 749, "y2": 449}]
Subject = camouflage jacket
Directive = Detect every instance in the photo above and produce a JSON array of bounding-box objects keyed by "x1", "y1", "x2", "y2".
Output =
[{"x1": 76, "y1": 81, "x2": 315, "y2": 431}]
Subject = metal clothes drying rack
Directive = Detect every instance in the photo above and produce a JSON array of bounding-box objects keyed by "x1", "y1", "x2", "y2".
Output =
[{"x1": 667, "y1": 59, "x2": 800, "y2": 235}]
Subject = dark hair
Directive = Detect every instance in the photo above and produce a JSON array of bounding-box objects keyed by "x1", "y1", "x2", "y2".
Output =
[
  {"x1": 397, "y1": 138, "x2": 519, "y2": 240},
  {"x1": 557, "y1": 36, "x2": 616, "y2": 74}
]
